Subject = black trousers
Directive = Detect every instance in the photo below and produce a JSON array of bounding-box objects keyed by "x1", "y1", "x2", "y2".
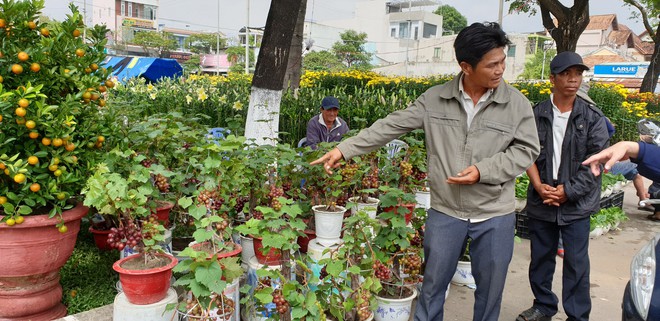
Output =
[{"x1": 527, "y1": 217, "x2": 591, "y2": 321}]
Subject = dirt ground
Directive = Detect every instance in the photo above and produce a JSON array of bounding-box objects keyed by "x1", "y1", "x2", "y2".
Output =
[{"x1": 441, "y1": 178, "x2": 659, "y2": 321}]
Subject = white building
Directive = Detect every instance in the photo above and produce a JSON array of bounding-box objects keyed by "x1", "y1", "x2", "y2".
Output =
[{"x1": 304, "y1": 0, "x2": 529, "y2": 80}]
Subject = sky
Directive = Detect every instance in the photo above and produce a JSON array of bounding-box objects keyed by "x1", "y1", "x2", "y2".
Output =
[{"x1": 42, "y1": 0, "x2": 647, "y2": 39}]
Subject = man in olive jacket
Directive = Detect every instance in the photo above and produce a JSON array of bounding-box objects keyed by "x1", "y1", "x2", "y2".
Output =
[
  {"x1": 517, "y1": 52, "x2": 609, "y2": 321},
  {"x1": 312, "y1": 22, "x2": 540, "y2": 321}
]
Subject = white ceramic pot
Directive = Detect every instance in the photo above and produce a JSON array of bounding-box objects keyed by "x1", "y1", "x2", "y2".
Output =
[
  {"x1": 348, "y1": 196, "x2": 380, "y2": 219},
  {"x1": 113, "y1": 288, "x2": 177, "y2": 321},
  {"x1": 451, "y1": 260, "x2": 475, "y2": 287},
  {"x1": 312, "y1": 205, "x2": 346, "y2": 247},
  {"x1": 240, "y1": 234, "x2": 255, "y2": 269},
  {"x1": 374, "y1": 287, "x2": 417, "y2": 321},
  {"x1": 414, "y1": 190, "x2": 431, "y2": 209}
]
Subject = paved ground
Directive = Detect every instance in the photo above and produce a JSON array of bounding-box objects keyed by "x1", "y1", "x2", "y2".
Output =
[{"x1": 57, "y1": 179, "x2": 658, "y2": 321}]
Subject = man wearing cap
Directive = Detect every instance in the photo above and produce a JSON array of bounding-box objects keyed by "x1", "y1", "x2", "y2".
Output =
[
  {"x1": 516, "y1": 51, "x2": 609, "y2": 321},
  {"x1": 304, "y1": 96, "x2": 349, "y2": 148}
]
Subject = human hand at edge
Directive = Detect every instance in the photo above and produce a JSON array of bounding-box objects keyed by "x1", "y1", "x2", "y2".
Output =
[
  {"x1": 582, "y1": 141, "x2": 638, "y2": 176},
  {"x1": 447, "y1": 165, "x2": 480, "y2": 185},
  {"x1": 310, "y1": 147, "x2": 344, "y2": 174}
]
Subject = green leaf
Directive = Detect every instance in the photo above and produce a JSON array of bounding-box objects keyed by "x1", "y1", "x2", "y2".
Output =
[
  {"x1": 326, "y1": 260, "x2": 344, "y2": 277},
  {"x1": 18, "y1": 202, "x2": 32, "y2": 215},
  {"x1": 178, "y1": 197, "x2": 193, "y2": 208}
]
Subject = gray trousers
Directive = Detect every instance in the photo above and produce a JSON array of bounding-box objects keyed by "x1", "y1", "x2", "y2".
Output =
[{"x1": 414, "y1": 208, "x2": 516, "y2": 321}]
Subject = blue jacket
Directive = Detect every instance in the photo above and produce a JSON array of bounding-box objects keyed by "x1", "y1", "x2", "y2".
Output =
[
  {"x1": 526, "y1": 96, "x2": 610, "y2": 223},
  {"x1": 633, "y1": 142, "x2": 660, "y2": 182}
]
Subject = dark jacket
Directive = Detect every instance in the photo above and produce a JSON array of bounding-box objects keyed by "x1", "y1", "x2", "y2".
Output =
[
  {"x1": 305, "y1": 114, "x2": 349, "y2": 148},
  {"x1": 526, "y1": 96, "x2": 610, "y2": 224},
  {"x1": 633, "y1": 142, "x2": 660, "y2": 182}
]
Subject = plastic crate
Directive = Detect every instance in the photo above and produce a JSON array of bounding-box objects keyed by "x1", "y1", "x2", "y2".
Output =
[
  {"x1": 600, "y1": 194, "x2": 612, "y2": 209},
  {"x1": 609, "y1": 190, "x2": 624, "y2": 209},
  {"x1": 515, "y1": 210, "x2": 530, "y2": 239}
]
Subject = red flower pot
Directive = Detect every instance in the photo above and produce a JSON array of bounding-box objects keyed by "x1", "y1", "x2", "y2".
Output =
[
  {"x1": 384, "y1": 203, "x2": 416, "y2": 225},
  {"x1": 297, "y1": 229, "x2": 317, "y2": 253},
  {"x1": 0, "y1": 203, "x2": 88, "y2": 320},
  {"x1": 252, "y1": 235, "x2": 282, "y2": 266},
  {"x1": 153, "y1": 201, "x2": 174, "y2": 226},
  {"x1": 113, "y1": 253, "x2": 178, "y2": 305},
  {"x1": 89, "y1": 227, "x2": 113, "y2": 251},
  {"x1": 190, "y1": 241, "x2": 242, "y2": 260}
]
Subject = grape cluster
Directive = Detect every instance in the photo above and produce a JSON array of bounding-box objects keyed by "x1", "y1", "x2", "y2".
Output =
[
  {"x1": 213, "y1": 294, "x2": 235, "y2": 320},
  {"x1": 319, "y1": 265, "x2": 328, "y2": 279},
  {"x1": 400, "y1": 161, "x2": 413, "y2": 177},
  {"x1": 215, "y1": 214, "x2": 230, "y2": 232},
  {"x1": 410, "y1": 231, "x2": 423, "y2": 247},
  {"x1": 272, "y1": 289, "x2": 289, "y2": 314},
  {"x1": 233, "y1": 196, "x2": 248, "y2": 214},
  {"x1": 154, "y1": 174, "x2": 170, "y2": 193},
  {"x1": 142, "y1": 215, "x2": 161, "y2": 240},
  {"x1": 341, "y1": 163, "x2": 359, "y2": 182},
  {"x1": 413, "y1": 169, "x2": 427, "y2": 182},
  {"x1": 251, "y1": 210, "x2": 264, "y2": 220},
  {"x1": 336, "y1": 193, "x2": 348, "y2": 207},
  {"x1": 107, "y1": 220, "x2": 141, "y2": 251},
  {"x1": 373, "y1": 261, "x2": 391, "y2": 281},
  {"x1": 184, "y1": 292, "x2": 234, "y2": 321},
  {"x1": 197, "y1": 189, "x2": 223, "y2": 210},
  {"x1": 269, "y1": 185, "x2": 285, "y2": 211},
  {"x1": 400, "y1": 253, "x2": 423, "y2": 278},
  {"x1": 361, "y1": 169, "x2": 379, "y2": 189},
  {"x1": 282, "y1": 182, "x2": 292, "y2": 194},
  {"x1": 140, "y1": 159, "x2": 153, "y2": 168},
  {"x1": 356, "y1": 289, "x2": 372, "y2": 321}
]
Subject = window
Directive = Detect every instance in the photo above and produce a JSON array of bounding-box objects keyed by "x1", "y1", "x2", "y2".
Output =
[
  {"x1": 423, "y1": 23, "x2": 437, "y2": 38},
  {"x1": 121, "y1": 1, "x2": 125, "y2": 16},
  {"x1": 433, "y1": 47, "x2": 441, "y2": 58},
  {"x1": 399, "y1": 22, "x2": 409, "y2": 39},
  {"x1": 507, "y1": 45, "x2": 516, "y2": 57},
  {"x1": 391, "y1": 28, "x2": 396, "y2": 37},
  {"x1": 127, "y1": 2, "x2": 132, "y2": 17},
  {"x1": 414, "y1": 26, "x2": 418, "y2": 40}
]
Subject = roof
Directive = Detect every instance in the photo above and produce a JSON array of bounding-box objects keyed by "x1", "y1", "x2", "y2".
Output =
[
  {"x1": 608, "y1": 29, "x2": 632, "y2": 47},
  {"x1": 582, "y1": 48, "x2": 633, "y2": 68},
  {"x1": 585, "y1": 14, "x2": 617, "y2": 31},
  {"x1": 101, "y1": 56, "x2": 183, "y2": 83}
]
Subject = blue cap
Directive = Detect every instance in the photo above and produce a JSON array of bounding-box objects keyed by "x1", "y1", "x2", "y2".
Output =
[{"x1": 321, "y1": 96, "x2": 340, "y2": 110}]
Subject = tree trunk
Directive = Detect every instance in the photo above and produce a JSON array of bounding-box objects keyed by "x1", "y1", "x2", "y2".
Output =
[
  {"x1": 282, "y1": 0, "x2": 308, "y2": 91},
  {"x1": 244, "y1": 0, "x2": 304, "y2": 146},
  {"x1": 640, "y1": 24, "x2": 660, "y2": 93},
  {"x1": 538, "y1": 0, "x2": 589, "y2": 53}
]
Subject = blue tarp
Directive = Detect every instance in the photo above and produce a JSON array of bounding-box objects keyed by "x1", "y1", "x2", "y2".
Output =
[{"x1": 101, "y1": 56, "x2": 183, "y2": 83}]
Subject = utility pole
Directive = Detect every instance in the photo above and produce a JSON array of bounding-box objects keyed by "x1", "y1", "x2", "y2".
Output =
[
  {"x1": 83, "y1": 0, "x2": 87, "y2": 41},
  {"x1": 217, "y1": 0, "x2": 220, "y2": 76},
  {"x1": 245, "y1": 0, "x2": 250, "y2": 74},
  {"x1": 404, "y1": 0, "x2": 412, "y2": 77},
  {"x1": 498, "y1": 0, "x2": 504, "y2": 26}
]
